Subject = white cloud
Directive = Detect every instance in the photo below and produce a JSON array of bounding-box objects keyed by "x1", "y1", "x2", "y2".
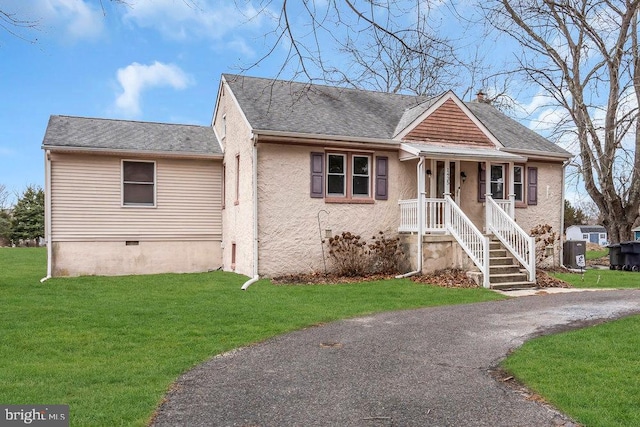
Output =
[
  {"x1": 8, "y1": 0, "x2": 106, "y2": 40},
  {"x1": 122, "y1": 0, "x2": 268, "y2": 42},
  {"x1": 114, "y1": 61, "x2": 193, "y2": 117}
]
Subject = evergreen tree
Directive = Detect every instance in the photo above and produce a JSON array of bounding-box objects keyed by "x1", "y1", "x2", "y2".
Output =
[{"x1": 10, "y1": 185, "x2": 44, "y2": 246}]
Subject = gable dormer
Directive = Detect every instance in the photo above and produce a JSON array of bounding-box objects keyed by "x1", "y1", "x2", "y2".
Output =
[{"x1": 396, "y1": 93, "x2": 498, "y2": 148}]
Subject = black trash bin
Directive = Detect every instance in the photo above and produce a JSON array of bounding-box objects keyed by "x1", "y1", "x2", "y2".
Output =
[
  {"x1": 564, "y1": 241, "x2": 586, "y2": 269},
  {"x1": 620, "y1": 241, "x2": 640, "y2": 271},
  {"x1": 608, "y1": 244, "x2": 623, "y2": 270}
]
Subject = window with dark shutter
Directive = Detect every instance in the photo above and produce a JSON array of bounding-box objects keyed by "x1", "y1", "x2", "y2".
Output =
[
  {"x1": 375, "y1": 156, "x2": 388, "y2": 200},
  {"x1": 310, "y1": 152, "x2": 324, "y2": 198},
  {"x1": 527, "y1": 167, "x2": 538, "y2": 205}
]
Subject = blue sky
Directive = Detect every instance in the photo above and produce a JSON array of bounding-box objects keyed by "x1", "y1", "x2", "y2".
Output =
[
  {"x1": 0, "y1": 0, "x2": 282, "y2": 203},
  {"x1": 0, "y1": 0, "x2": 580, "y2": 206}
]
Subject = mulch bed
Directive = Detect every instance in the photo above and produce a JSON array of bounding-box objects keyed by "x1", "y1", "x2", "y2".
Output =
[{"x1": 272, "y1": 268, "x2": 573, "y2": 288}]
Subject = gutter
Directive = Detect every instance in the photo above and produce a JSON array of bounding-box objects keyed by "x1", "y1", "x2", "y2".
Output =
[
  {"x1": 396, "y1": 157, "x2": 425, "y2": 279},
  {"x1": 252, "y1": 129, "x2": 399, "y2": 147},
  {"x1": 241, "y1": 133, "x2": 260, "y2": 290},
  {"x1": 40, "y1": 150, "x2": 52, "y2": 283},
  {"x1": 42, "y1": 145, "x2": 224, "y2": 160}
]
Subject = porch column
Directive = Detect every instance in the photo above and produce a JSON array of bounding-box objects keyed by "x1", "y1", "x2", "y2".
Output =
[
  {"x1": 484, "y1": 161, "x2": 491, "y2": 233},
  {"x1": 507, "y1": 161, "x2": 515, "y2": 218}
]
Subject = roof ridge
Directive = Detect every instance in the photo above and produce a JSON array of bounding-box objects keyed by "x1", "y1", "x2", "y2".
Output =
[
  {"x1": 222, "y1": 73, "x2": 430, "y2": 101},
  {"x1": 50, "y1": 114, "x2": 211, "y2": 128}
]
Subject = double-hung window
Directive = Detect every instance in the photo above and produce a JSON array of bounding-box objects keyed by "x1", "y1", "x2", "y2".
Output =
[
  {"x1": 326, "y1": 153, "x2": 371, "y2": 200},
  {"x1": 513, "y1": 165, "x2": 524, "y2": 202},
  {"x1": 327, "y1": 154, "x2": 346, "y2": 196},
  {"x1": 312, "y1": 152, "x2": 384, "y2": 202},
  {"x1": 122, "y1": 160, "x2": 155, "y2": 206}
]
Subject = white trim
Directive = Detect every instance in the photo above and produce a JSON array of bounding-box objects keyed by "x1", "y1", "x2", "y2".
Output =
[
  {"x1": 400, "y1": 142, "x2": 527, "y2": 162},
  {"x1": 121, "y1": 159, "x2": 157, "y2": 208}
]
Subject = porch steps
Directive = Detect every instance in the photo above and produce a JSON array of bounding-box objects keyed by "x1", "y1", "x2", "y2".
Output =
[{"x1": 488, "y1": 240, "x2": 537, "y2": 291}]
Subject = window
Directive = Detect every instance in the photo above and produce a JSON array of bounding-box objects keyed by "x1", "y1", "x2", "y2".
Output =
[
  {"x1": 222, "y1": 163, "x2": 226, "y2": 209},
  {"x1": 122, "y1": 160, "x2": 155, "y2": 206},
  {"x1": 311, "y1": 152, "x2": 382, "y2": 202},
  {"x1": 234, "y1": 154, "x2": 240, "y2": 205},
  {"x1": 513, "y1": 165, "x2": 524, "y2": 202},
  {"x1": 231, "y1": 242, "x2": 236, "y2": 270},
  {"x1": 490, "y1": 164, "x2": 504, "y2": 199},
  {"x1": 327, "y1": 154, "x2": 346, "y2": 196},
  {"x1": 352, "y1": 155, "x2": 370, "y2": 197}
]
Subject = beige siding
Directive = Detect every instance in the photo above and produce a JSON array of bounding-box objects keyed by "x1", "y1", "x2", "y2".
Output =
[{"x1": 50, "y1": 153, "x2": 222, "y2": 241}]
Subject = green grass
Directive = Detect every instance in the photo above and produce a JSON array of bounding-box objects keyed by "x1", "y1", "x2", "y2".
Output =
[
  {"x1": 503, "y1": 315, "x2": 640, "y2": 427},
  {"x1": 0, "y1": 247, "x2": 504, "y2": 426},
  {"x1": 586, "y1": 248, "x2": 609, "y2": 260},
  {"x1": 552, "y1": 268, "x2": 640, "y2": 289}
]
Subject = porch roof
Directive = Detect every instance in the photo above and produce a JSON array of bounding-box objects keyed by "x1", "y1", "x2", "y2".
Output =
[{"x1": 400, "y1": 142, "x2": 527, "y2": 162}]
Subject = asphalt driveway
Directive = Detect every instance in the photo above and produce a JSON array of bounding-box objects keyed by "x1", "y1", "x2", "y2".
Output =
[{"x1": 151, "y1": 289, "x2": 640, "y2": 426}]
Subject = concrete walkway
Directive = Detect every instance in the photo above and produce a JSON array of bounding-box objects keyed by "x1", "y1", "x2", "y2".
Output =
[{"x1": 151, "y1": 290, "x2": 640, "y2": 426}]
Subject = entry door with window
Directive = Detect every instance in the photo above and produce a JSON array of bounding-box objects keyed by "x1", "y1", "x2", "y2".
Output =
[{"x1": 436, "y1": 161, "x2": 456, "y2": 199}]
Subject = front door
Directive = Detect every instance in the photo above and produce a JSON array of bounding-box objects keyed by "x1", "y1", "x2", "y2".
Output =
[{"x1": 436, "y1": 161, "x2": 456, "y2": 201}]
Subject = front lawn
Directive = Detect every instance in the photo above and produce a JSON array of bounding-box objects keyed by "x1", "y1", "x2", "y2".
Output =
[
  {"x1": 552, "y1": 268, "x2": 640, "y2": 289},
  {"x1": 503, "y1": 315, "x2": 640, "y2": 427},
  {"x1": 0, "y1": 247, "x2": 503, "y2": 426}
]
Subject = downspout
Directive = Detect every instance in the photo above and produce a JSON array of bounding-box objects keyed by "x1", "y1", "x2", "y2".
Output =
[
  {"x1": 241, "y1": 134, "x2": 260, "y2": 290},
  {"x1": 559, "y1": 159, "x2": 571, "y2": 268},
  {"x1": 396, "y1": 157, "x2": 425, "y2": 278},
  {"x1": 40, "y1": 150, "x2": 52, "y2": 283}
]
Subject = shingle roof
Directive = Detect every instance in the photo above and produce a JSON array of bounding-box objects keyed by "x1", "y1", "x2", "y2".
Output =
[
  {"x1": 223, "y1": 74, "x2": 429, "y2": 140},
  {"x1": 42, "y1": 115, "x2": 221, "y2": 156},
  {"x1": 224, "y1": 74, "x2": 571, "y2": 157},
  {"x1": 577, "y1": 225, "x2": 606, "y2": 233},
  {"x1": 465, "y1": 102, "x2": 571, "y2": 156}
]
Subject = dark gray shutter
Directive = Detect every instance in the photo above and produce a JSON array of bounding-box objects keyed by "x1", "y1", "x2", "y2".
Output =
[
  {"x1": 375, "y1": 156, "x2": 388, "y2": 200},
  {"x1": 310, "y1": 152, "x2": 324, "y2": 198},
  {"x1": 478, "y1": 163, "x2": 486, "y2": 202},
  {"x1": 527, "y1": 167, "x2": 538, "y2": 205}
]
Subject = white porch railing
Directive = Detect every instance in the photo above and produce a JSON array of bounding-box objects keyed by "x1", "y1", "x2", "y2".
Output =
[
  {"x1": 495, "y1": 199, "x2": 513, "y2": 217},
  {"x1": 487, "y1": 197, "x2": 536, "y2": 282},
  {"x1": 444, "y1": 196, "x2": 490, "y2": 288},
  {"x1": 398, "y1": 198, "x2": 447, "y2": 233}
]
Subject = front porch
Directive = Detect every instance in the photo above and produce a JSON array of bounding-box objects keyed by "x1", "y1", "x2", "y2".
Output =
[{"x1": 396, "y1": 147, "x2": 537, "y2": 289}]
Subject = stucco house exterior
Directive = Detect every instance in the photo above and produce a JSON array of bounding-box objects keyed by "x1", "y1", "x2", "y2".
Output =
[
  {"x1": 566, "y1": 225, "x2": 608, "y2": 245},
  {"x1": 42, "y1": 74, "x2": 572, "y2": 288}
]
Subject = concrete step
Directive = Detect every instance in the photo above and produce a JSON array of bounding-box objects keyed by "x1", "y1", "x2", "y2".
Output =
[
  {"x1": 489, "y1": 264, "x2": 520, "y2": 274},
  {"x1": 490, "y1": 249, "x2": 507, "y2": 258},
  {"x1": 490, "y1": 281, "x2": 538, "y2": 291},
  {"x1": 489, "y1": 272, "x2": 529, "y2": 284},
  {"x1": 488, "y1": 256, "x2": 514, "y2": 266},
  {"x1": 489, "y1": 241, "x2": 502, "y2": 250}
]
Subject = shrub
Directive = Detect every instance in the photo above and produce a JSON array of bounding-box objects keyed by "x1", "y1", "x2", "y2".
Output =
[
  {"x1": 326, "y1": 231, "x2": 404, "y2": 276},
  {"x1": 530, "y1": 224, "x2": 559, "y2": 264},
  {"x1": 368, "y1": 231, "x2": 404, "y2": 274}
]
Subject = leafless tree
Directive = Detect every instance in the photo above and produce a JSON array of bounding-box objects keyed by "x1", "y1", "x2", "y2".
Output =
[
  {"x1": 480, "y1": 0, "x2": 640, "y2": 242},
  {"x1": 0, "y1": 184, "x2": 9, "y2": 210},
  {"x1": 236, "y1": 0, "x2": 462, "y2": 95}
]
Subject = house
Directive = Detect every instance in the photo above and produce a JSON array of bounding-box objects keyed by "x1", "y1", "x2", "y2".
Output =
[
  {"x1": 41, "y1": 74, "x2": 572, "y2": 288},
  {"x1": 565, "y1": 225, "x2": 608, "y2": 246},
  {"x1": 634, "y1": 226, "x2": 640, "y2": 241}
]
